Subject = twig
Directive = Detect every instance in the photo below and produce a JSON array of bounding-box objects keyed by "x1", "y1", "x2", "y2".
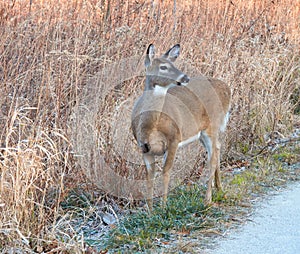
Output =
[{"x1": 250, "y1": 137, "x2": 300, "y2": 158}]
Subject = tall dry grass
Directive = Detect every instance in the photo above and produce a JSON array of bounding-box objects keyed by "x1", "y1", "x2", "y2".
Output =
[{"x1": 0, "y1": 0, "x2": 299, "y2": 251}]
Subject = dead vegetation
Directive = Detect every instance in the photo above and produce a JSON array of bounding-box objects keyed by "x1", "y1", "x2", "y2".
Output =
[{"x1": 0, "y1": 0, "x2": 299, "y2": 252}]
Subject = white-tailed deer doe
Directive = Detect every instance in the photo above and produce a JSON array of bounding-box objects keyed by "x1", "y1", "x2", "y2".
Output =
[{"x1": 131, "y1": 44, "x2": 231, "y2": 209}]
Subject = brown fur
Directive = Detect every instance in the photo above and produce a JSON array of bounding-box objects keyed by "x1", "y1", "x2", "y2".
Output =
[{"x1": 131, "y1": 44, "x2": 231, "y2": 210}]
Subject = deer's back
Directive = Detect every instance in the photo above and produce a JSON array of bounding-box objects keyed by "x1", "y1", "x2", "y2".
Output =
[{"x1": 166, "y1": 76, "x2": 231, "y2": 138}]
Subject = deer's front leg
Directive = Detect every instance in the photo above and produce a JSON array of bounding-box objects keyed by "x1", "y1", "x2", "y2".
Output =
[
  {"x1": 143, "y1": 153, "x2": 155, "y2": 211},
  {"x1": 162, "y1": 142, "x2": 178, "y2": 206}
]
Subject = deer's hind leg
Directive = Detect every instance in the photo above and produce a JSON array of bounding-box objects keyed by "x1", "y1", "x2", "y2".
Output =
[{"x1": 200, "y1": 129, "x2": 222, "y2": 205}]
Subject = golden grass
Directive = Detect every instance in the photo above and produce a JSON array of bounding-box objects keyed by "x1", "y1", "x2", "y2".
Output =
[{"x1": 0, "y1": 0, "x2": 299, "y2": 251}]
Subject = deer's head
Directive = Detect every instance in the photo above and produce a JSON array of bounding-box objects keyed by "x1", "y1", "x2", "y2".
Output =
[{"x1": 144, "y1": 44, "x2": 190, "y2": 91}]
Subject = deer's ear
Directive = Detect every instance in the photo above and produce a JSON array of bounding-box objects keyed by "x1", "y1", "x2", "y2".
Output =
[
  {"x1": 145, "y1": 44, "x2": 155, "y2": 68},
  {"x1": 162, "y1": 44, "x2": 180, "y2": 62}
]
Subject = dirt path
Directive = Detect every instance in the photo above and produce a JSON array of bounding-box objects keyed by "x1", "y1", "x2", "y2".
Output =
[{"x1": 207, "y1": 181, "x2": 300, "y2": 254}]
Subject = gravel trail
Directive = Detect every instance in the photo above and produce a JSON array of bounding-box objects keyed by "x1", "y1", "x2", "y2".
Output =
[{"x1": 209, "y1": 182, "x2": 300, "y2": 254}]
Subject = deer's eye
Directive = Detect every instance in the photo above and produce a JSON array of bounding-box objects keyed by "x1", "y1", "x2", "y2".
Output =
[{"x1": 160, "y1": 65, "x2": 168, "y2": 71}]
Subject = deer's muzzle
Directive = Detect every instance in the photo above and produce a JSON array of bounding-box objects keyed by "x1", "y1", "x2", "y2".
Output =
[{"x1": 177, "y1": 74, "x2": 190, "y2": 86}]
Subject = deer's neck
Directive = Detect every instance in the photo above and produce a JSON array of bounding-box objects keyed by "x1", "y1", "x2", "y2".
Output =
[{"x1": 145, "y1": 76, "x2": 155, "y2": 91}]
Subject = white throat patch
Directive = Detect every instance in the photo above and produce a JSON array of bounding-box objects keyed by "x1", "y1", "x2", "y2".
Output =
[
  {"x1": 153, "y1": 85, "x2": 169, "y2": 96},
  {"x1": 153, "y1": 83, "x2": 177, "y2": 96}
]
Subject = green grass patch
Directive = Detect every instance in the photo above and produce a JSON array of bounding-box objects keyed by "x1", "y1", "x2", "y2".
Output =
[
  {"x1": 230, "y1": 171, "x2": 257, "y2": 186},
  {"x1": 102, "y1": 185, "x2": 223, "y2": 252},
  {"x1": 272, "y1": 151, "x2": 298, "y2": 164},
  {"x1": 99, "y1": 145, "x2": 300, "y2": 252}
]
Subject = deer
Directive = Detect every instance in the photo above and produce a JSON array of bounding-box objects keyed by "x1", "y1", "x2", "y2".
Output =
[{"x1": 131, "y1": 44, "x2": 231, "y2": 210}]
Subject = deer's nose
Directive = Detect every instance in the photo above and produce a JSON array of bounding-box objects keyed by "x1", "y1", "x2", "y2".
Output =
[{"x1": 181, "y1": 74, "x2": 190, "y2": 83}]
